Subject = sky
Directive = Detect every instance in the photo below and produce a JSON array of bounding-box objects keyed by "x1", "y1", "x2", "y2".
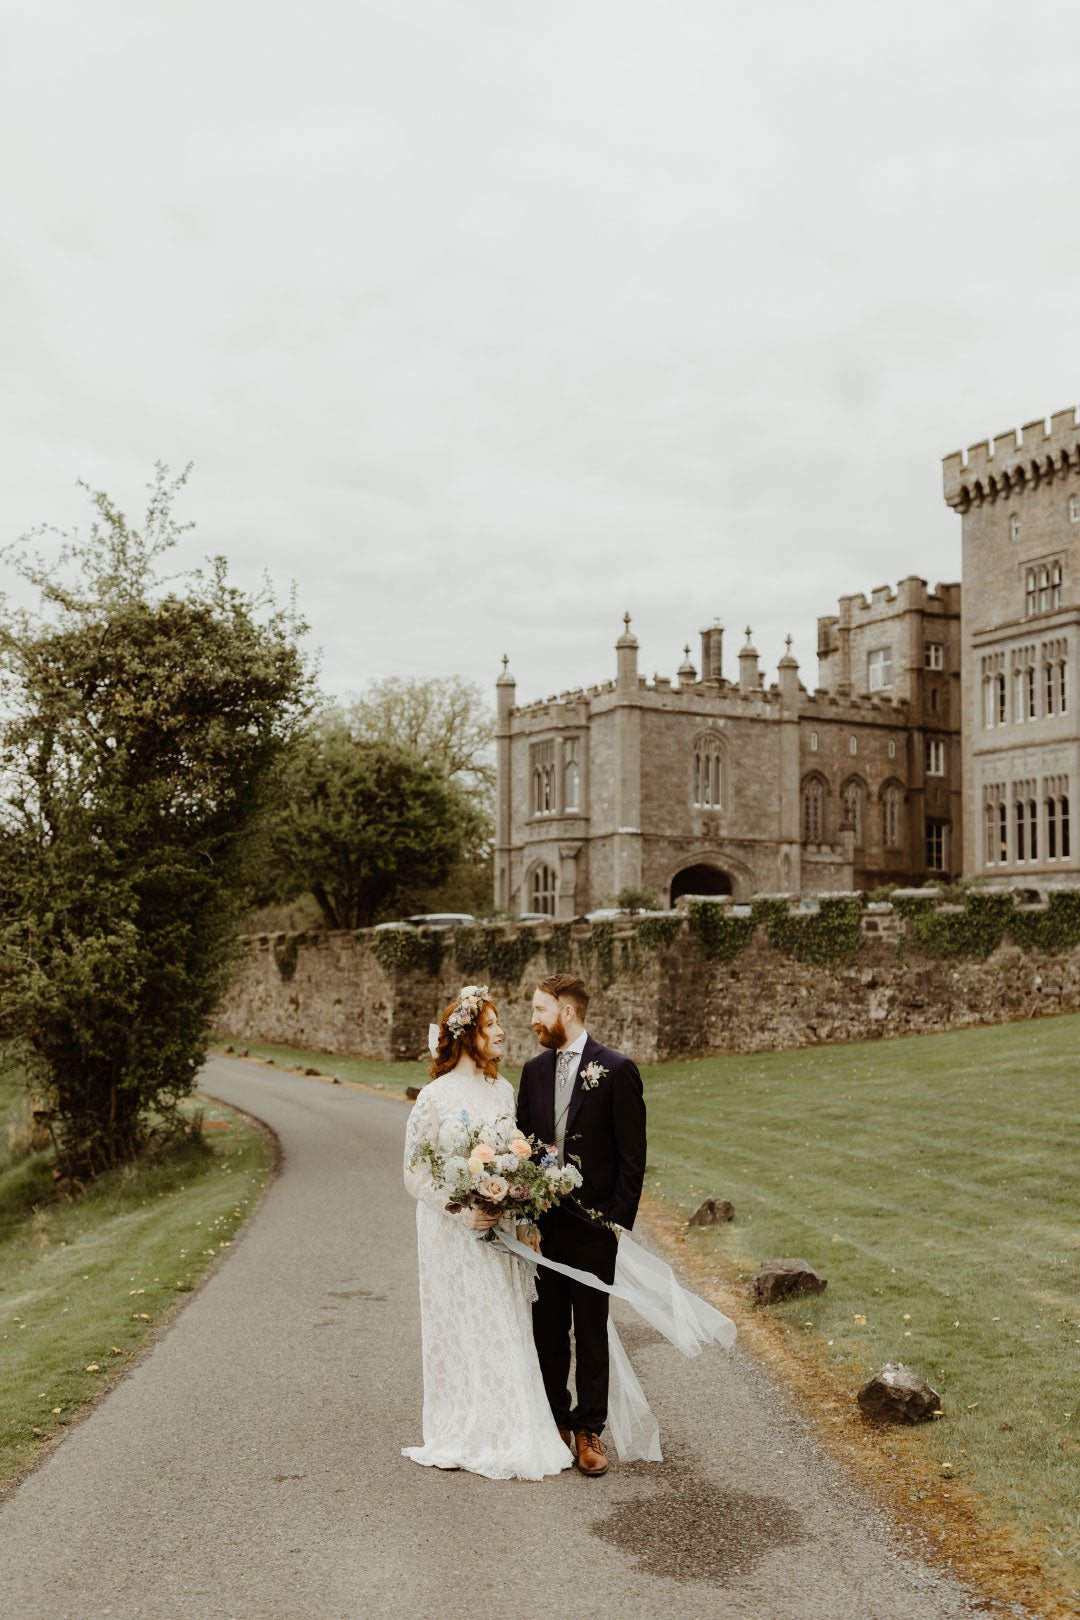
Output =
[{"x1": 4, "y1": 0, "x2": 1080, "y2": 710}]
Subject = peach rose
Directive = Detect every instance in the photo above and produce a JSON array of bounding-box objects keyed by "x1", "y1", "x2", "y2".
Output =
[
  {"x1": 509, "y1": 1138, "x2": 531, "y2": 1160},
  {"x1": 483, "y1": 1175, "x2": 509, "y2": 1201},
  {"x1": 472, "y1": 1143, "x2": 495, "y2": 1163}
]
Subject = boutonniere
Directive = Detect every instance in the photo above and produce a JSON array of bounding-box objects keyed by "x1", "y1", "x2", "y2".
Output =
[{"x1": 580, "y1": 1061, "x2": 607, "y2": 1091}]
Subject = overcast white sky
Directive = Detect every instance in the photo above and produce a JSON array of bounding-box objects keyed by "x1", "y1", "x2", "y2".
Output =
[{"x1": 4, "y1": 0, "x2": 1080, "y2": 708}]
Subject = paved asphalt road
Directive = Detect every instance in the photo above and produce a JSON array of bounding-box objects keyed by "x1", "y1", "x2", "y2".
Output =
[{"x1": 0, "y1": 1057, "x2": 995, "y2": 1620}]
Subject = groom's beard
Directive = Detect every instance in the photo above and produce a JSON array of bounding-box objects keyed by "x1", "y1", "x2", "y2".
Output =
[{"x1": 535, "y1": 1015, "x2": 567, "y2": 1050}]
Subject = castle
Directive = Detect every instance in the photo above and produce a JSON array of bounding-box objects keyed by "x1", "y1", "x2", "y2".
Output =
[
  {"x1": 945, "y1": 407, "x2": 1079, "y2": 881},
  {"x1": 494, "y1": 581, "x2": 961, "y2": 915},
  {"x1": 493, "y1": 403, "x2": 1080, "y2": 914}
]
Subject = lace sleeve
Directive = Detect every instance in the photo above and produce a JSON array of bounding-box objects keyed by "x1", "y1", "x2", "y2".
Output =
[
  {"x1": 494, "y1": 1078, "x2": 531, "y2": 1238},
  {"x1": 403, "y1": 1085, "x2": 448, "y2": 1213}
]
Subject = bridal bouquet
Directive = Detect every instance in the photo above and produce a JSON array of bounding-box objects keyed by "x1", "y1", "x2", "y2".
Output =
[{"x1": 409, "y1": 1112, "x2": 582, "y2": 1228}]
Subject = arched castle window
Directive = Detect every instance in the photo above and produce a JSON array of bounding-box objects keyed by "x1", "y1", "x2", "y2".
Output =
[
  {"x1": 529, "y1": 863, "x2": 558, "y2": 916},
  {"x1": 809, "y1": 731, "x2": 818, "y2": 752},
  {"x1": 563, "y1": 737, "x2": 582, "y2": 812},
  {"x1": 1026, "y1": 570, "x2": 1037, "y2": 615},
  {"x1": 882, "y1": 782, "x2": 903, "y2": 850},
  {"x1": 1069, "y1": 494, "x2": 1080, "y2": 523},
  {"x1": 996, "y1": 672, "x2": 1007, "y2": 724},
  {"x1": 801, "y1": 775, "x2": 826, "y2": 844},
  {"x1": 692, "y1": 733, "x2": 723, "y2": 810},
  {"x1": 1051, "y1": 560, "x2": 1063, "y2": 608},
  {"x1": 841, "y1": 777, "x2": 866, "y2": 846},
  {"x1": 1010, "y1": 513, "x2": 1021, "y2": 540},
  {"x1": 530, "y1": 739, "x2": 556, "y2": 816}
]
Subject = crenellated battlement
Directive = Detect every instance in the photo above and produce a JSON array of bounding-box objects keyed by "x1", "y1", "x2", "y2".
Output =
[{"x1": 943, "y1": 407, "x2": 1080, "y2": 510}]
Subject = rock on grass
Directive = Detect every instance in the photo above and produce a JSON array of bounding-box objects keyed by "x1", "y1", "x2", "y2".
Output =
[
  {"x1": 857, "y1": 1362, "x2": 942, "y2": 1424},
  {"x1": 752, "y1": 1258, "x2": 827, "y2": 1305}
]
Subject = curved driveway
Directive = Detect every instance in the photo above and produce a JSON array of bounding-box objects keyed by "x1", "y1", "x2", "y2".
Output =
[{"x1": 0, "y1": 1057, "x2": 986, "y2": 1619}]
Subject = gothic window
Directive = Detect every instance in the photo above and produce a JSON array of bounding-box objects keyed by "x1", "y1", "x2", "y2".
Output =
[
  {"x1": 842, "y1": 778, "x2": 866, "y2": 846},
  {"x1": 1026, "y1": 569, "x2": 1037, "y2": 615},
  {"x1": 692, "y1": 734, "x2": 723, "y2": 809},
  {"x1": 1039, "y1": 566, "x2": 1050, "y2": 612},
  {"x1": 983, "y1": 677, "x2": 994, "y2": 729},
  {"x1": 984, "y1": 803, "x2": 996, "y2": 865},
  {"x1": 529, "y1": 740, "x2": 556, "y2": 816},
  {"x1": 1048, "y1": 796, "x2": 1058, "y2": 859},
  {"x1": 849, "y1": 735, "x2": 858, "y2": 756},
  {"x1": 530, "y1": 863, "x2": 557, "y2": 915},
  {"x1": 1027, "y1": 666, "x2": 1037, "y2": 719},
  {"x1": 1010, "y1": 513, "x2": 1021, "y2": 540},
  {"x1": 926, "y1": 820, "x2": 947, "y2": 871},
  {"x1": 1016, "y1": 800, "x2": 1026, "y2": 862},
  {"x1": 888, "y1": 739, "x2": 897, "y2": 759},
  {"x1": 1029, "y1": 798, "x2": 1039, "y2": 861},
  {"x1": 1051, "y1": 560, "x2": 1063, "y2": 608},
  {"x1": 924, "y1": 643, "x2": 944, "y2": 670},
  {"x1": 1046, "y1": 663, "x2": 1056, "y2": 716},
  {"x1": 810, "y1": 731, "x2": 818, "y2": 752},
  {"x1": 1063, "y1": 795, "x2": 1071, "y2": 858},
  {"x1": 926, "y1": 738, "x2": 946, "y2": 776},
  {"x1": 999, "y1": 801, "x2": 1008, "y2": 863},
  {"x1": 563, "y1": 737, "x2": 582, "y2": 812},
  {"x1": 801, "y1": 776, "x2": 825, "y2": 843},
  {"x1": 996, "y1": 672, "x2": 1007, "y2": 724},
  {"x1": 882, "y1": 783, "x2": 903, "y2": 849},
  {"x1": 1070, "y1": 494, "x2": 1080, "y2": 523},
  {"x1": 1060, "y1": 660, "x2": 1068, "y2": 715},
  {"x1": 867, "y1": 647, "x2": 892, "y2": 690},
  {"x1": 1013, "y1": 669, "x2": 1024, "y2": 722}
]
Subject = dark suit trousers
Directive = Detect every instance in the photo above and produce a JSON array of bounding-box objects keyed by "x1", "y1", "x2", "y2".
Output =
[{"x1": 532, "y1": 1204, "x2": 618, "y2": 1434}]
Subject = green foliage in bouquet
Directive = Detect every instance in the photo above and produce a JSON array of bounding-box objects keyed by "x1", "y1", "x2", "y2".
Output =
[{"x1": 408, "y1": 1113, "x2": 582, "y2": 1227}]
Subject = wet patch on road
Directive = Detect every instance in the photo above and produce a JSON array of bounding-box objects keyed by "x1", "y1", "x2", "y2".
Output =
[{"x1": 590, "y1": 1446, "x2": 809, "y2": 1586}]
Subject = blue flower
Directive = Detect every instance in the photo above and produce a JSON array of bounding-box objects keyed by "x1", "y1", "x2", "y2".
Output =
[{"x1": 541, "y1": 1152, "x2": 558, "y2": 1167}]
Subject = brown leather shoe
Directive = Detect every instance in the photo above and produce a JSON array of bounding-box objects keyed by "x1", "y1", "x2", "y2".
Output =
[
  {"x1": 558, "y1": 1427, "x2": 573, "y2": 1450},
  {"x1": 574, "y1": 1429, "x2": 608, "y2": 1476}
]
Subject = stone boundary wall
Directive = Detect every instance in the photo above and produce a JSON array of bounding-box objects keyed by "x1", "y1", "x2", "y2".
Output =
[{"x1": 214, "y1": 888, "x2": 1080, "y2": 1067}]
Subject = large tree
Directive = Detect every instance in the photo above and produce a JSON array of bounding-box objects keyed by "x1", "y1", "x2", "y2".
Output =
[
  {"x1": 345, "y1": 675, "x2": 495, "y2": 793},
  {"x1": 0, "y1": 467, "x2": 312, "y2": 1182},
  {"x1": 263, "y1": 715, "x2": 479, "y2": 929}
]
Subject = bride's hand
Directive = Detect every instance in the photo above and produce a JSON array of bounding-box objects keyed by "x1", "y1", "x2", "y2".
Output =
[{"x1": 464, "y1": 1207, "x2": 500, "y2": 1231}]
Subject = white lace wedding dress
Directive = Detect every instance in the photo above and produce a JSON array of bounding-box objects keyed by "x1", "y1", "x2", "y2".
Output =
[{"x1": 402, "y1": 1062, "x2": 574, "y2": 1480}]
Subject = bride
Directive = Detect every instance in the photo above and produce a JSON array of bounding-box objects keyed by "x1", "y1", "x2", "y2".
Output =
[{"x1": 401, "y1": 987, "x2": 575, "y2": 1480}]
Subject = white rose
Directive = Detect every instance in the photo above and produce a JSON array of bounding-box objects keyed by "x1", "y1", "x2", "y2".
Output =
[{"x1": 496, "y1": 1153, "x2": 519, "y2": 1174}]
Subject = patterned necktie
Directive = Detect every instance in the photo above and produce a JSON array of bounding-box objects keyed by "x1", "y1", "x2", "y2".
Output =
[{"x1": 556, "y1": 1049, "x2": 575, "y2": 1091}]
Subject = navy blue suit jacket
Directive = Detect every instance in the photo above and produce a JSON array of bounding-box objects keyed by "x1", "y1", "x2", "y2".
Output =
[{"x1": 516, "y1": 1035, "x2": 647, "y2": 1232}]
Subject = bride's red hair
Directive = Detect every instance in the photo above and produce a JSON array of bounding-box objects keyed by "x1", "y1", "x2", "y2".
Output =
[{"x1": 429, "y1": 997, "x2": 500, "y2": 1082}]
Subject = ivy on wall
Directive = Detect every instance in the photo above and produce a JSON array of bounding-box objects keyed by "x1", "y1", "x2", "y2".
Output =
[
  {"x1": 891, "y1": 891, "x2": 1013, "y2": 960},
  {"x1": 1008, "y1": 890, "x2": 1080, "y2": 953},
  {"x1": 272, "y1": 934, "x2": 300, "y2": 982},
  {"x1": 689, "y1": 896, "x2": 861, "y2": 966},
  {"x1": 370, "y1": 928, "x2": 444, "y2": 977},
  {"x1": 452, "y1": 926, "x2": 542, "y2": 985}
]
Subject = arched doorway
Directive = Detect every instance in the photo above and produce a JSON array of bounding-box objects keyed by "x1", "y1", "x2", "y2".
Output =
[{"x1": 669, "y1": 863, "x2": 733, "y2": 904}]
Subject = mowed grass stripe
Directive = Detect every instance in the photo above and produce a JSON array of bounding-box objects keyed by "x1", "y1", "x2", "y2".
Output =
[{"x1": 641, "y1": 1013, "x2": 1080, "y2": 1586}]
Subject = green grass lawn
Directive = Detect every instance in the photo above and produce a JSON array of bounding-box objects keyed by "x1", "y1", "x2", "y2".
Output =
[
  {"x1": 230, "y1": 1019, "x2": 1080, "y2": 1599},
  {"x1": 0, "y1": 1070, "x2": 274, "y2": 1487},
  {"x1": 643, "y1": 1015, "x2": 1080, "y2": 1600}
]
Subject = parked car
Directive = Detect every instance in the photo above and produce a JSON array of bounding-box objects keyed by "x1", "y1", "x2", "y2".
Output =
[
  {"x1": 515, "y1": 911, "x2": 553, "y2": 923},
  {"x1": 373, "y1": 912, "x2": 476, "y2": 931}
]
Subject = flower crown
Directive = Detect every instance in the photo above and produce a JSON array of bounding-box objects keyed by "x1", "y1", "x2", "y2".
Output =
[{"x1": 445, "y1": 984, "x2": 490, "y2": 1040}]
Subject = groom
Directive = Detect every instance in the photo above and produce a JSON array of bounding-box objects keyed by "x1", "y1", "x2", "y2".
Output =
[{"x1": 516, "y1": 973, "x2": 647, "y2": 1477}]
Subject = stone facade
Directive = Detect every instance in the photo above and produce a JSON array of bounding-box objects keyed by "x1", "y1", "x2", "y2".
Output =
[
  {"x1": 943, "y1": 406, "x2": 1080, "y2": 880},
  {"x1": 494, "y1": 581, "x2": 961, "y2": 916},
  {"x1": 215, "y1": 903, "x2": 1080, "y2": 1067}
]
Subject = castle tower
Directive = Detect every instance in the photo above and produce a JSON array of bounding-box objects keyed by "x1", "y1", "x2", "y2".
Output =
[
  {"x1": 613, "y1": 613, "x2": 642, "y2": 894},
  {"x1": 943, "y1": 407, "x2": 1080, "y2": 878},
  {"x1": 494, "y1": 654, "x2": 516, "y2": 911},
  {"x1": 700, "y1": 620, "x2": 724, "y2": 683}
]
